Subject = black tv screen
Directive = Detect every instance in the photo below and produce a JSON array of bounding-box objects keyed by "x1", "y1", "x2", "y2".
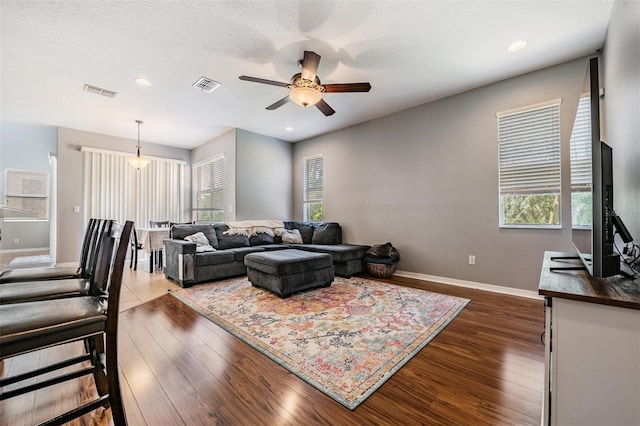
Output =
[{"x1": 569, "y1": 57, "x2": 620, "y2": 277}]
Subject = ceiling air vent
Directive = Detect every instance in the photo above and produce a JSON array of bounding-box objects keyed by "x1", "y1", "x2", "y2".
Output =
[
  {"x1": 83, "y1": 84, "x2": 117, "y2": 98},
  {"x1": 192, "y1": 76, "x2": 221, "y2": 93}
]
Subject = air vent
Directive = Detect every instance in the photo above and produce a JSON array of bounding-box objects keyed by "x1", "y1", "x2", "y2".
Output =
[
  {"x1": 192, "y1": 76, "x2": 221, "y2": 93},
  {"x1": 83, "y1": 84, "x2": 117, "y2": 98}
]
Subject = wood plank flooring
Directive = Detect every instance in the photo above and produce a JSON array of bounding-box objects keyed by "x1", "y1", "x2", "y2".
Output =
[{"x1": 1, "y1": 269, "x2": 546, "y2": 425}]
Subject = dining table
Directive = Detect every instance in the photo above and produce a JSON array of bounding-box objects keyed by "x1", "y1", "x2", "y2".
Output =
[{"x1": 136, "y1": 227, "x2": 170, "y2": 273}]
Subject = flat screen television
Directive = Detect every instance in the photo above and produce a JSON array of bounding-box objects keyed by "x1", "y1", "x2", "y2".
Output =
[{"x1": 569, "y1": 57, "x2": 620, "y2": 277}]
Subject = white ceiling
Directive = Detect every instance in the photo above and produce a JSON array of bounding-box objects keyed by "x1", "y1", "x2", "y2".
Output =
[{"x1": 1, "y1": 1, "x2": 614, "y2": 149}]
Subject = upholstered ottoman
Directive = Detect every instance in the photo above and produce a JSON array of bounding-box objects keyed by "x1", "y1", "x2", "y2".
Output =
[{"x1": 244, "y1": 249, "x2": 334, "y2": 298}]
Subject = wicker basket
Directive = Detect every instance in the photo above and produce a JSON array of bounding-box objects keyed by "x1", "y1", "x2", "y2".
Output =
[{"x1": 366, "y1": 261, "x2": 398, "y2": 278}]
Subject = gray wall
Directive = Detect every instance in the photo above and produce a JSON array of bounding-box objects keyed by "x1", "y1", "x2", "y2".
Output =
[
  {"x1": 236, "y1": 129, "x2": 292, "y2": 221},
  {"x1": 293, "y1": 59, "x2": 588, "y2": 292},
  {"x1": 0, "y1": 122, "x2": 57, "y2": 251},
  {"x1": 603, "y1": 0, "x2": 640, "y2": 240},
  {"x1": 191, "y1": 128, "x2": 237, "y2": 222},
  {"x1": 57, "y1": 126, "x2": 191, "y2": 263}
]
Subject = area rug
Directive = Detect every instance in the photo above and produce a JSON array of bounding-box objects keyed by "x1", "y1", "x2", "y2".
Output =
[
  {"x1": 8, "y1": 255, "x2": 54, "y2": 268},
  {"x1": 170, "y1": 276, "x2": 469, "y2": 410}
]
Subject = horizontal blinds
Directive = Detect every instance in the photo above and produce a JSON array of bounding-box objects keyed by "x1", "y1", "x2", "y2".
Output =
[
  {"x1": 304, "y1": 155, "x2": 323, "y2": 202},
  {"x1": 498, "y1": 102, "x2": 561, "y2": 195},
  {"x1": 194, "y1": 155, "x2": 224, "y2": 211},
  {"x1": 570, "y1": 96, "x2": 592, "y2": 191}
]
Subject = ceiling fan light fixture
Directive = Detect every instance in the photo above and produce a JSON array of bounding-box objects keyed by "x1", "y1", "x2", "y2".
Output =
[{"x1": 289, "y1": 86, "x2": 322, "y2": 107}]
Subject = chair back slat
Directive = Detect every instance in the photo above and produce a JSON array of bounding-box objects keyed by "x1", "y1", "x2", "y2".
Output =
[
  {"x1": 149, "y1": 220, "x2": 169, "y2": 228},
  {"x1": 105, "y1": 221, "x2": 132, "y2": 331},
  {"x1": 77, "y1": 218, "x2": 97, "y2": 275},
  {"x1": 84, "y1": 219, "x2": 109, "y2": 280}
]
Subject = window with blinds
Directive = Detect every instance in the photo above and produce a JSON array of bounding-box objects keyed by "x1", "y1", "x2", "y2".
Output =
[
  {"x1": 498, "y1": 100, "x2": 561, "y2": 227},
  {"x1": 4, "y1": 169, "x2": 49, "y2": 221},
  {"x1": 193, "y1": 155, "x2": 225, "y2": 223},
  {"x1": 303, "y1": 154, "x2": 324, "y2": 222},
  {"x1": 570, "y1": 96, "x2": 593, "y2": 228}
]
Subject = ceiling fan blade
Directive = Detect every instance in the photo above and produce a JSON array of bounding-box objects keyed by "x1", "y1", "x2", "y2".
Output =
[
  {"x1": 301, "y1": 51, "x2": 321, "y2": 81},
  {"x1": 315, "y1": 99, "x2": 335, "y2": 116},
  {"x1": 266, "y1": 96, "x2": 291, "y2": 110},
  {"x1": 239, "y1": 75, "x2": 289, "y2": 88},
  {"x1": 323, "y1": 83, "x2": 372, "y2": 93}
]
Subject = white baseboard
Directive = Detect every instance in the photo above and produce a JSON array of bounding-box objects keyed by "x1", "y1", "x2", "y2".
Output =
[
  {"x1": 0, "y1": 247, "x2": 50, "y2": 254},
  {"x1": 394, "y1": 270, "x2": 543, "y2": 300}
]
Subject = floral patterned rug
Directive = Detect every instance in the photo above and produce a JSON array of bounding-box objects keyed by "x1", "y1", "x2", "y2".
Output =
[{"x1": 170, "y1": 276, "x2": 469, "y2": 410}]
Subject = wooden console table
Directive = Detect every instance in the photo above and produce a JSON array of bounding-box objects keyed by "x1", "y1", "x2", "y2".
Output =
[{"x1": 538, "y1": 251, "x2": 640, "y2": 426}]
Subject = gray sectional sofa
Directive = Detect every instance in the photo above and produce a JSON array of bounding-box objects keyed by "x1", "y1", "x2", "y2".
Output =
[{"x1": 163, "y1": 221, "x2": 370, "y2": 287}]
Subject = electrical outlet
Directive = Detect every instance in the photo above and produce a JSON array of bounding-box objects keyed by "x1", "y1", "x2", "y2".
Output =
[
  {"x1": 468, "y1": 255, "x2": 476, "y2": 265},
  {"x1": 14, "y1": 238, "x2": 19, "y2": 244}
]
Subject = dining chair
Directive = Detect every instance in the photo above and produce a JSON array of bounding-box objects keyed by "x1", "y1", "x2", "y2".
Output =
[
  {"x1": 0, "y1": 220, "x2": 132, "y2": 425},
  {"x1": 0, "y1": 218, "x2": 100, "y2": 284},
  {"x1": 0, "y1": 220, "x2": 113, "y2": 305},
  {"x1": 129, "y1": 226, "x2": 145, "y2": 271},
  {"x1": 148, "y1": 220, "x2": 169, "y2": 270}
]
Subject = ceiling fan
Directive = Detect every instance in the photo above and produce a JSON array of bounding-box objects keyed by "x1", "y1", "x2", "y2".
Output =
[{"x1": 239, "y1": 51, "x2": 371, "y2": 116}]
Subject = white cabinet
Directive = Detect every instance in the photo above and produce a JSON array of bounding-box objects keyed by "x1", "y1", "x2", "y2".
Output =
[{"x1": 539, "y1": 252, "x2": 640, "y2": 426}]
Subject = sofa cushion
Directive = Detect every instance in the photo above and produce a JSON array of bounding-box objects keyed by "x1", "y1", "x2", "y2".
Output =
[
  {"x1": 214, "y1": 224, "x2": 250, "y2": 249},
  {"x1": 227, "y1": 246, "x2": 265, "y2": 262},
  {"x1": 290, "y1": 244, "x2": 370, "y2": 263},
  {"x1": 311, "y1": 222, "x2": 342, "y2": 245},
  {"x1": 249, "y1": 232, "x2": 274, "y2": 246},
  {"x1": 172, "y1": 224, "x2": 218, "y2": 249},
  {"x1": 281, "y1": 229, "x2": 303, "y2": 244},
  {"x1": 284, "y1": 222, "x2": 315, "y2": 244},
  {"x1": 195, "y1": 251, "x2": 235, "y2": 266}
]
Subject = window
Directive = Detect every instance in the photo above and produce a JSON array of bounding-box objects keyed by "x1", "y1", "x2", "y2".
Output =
[
  {"x1": 570, "y1": 96, "x2": 592, "y2": 228},
  {"x1": 193, "y1": 155, "x2": 225, "y2": 223},
  {"x1": 498, "y1": 100, "x2": 561, "y2": 228},
  {"x1": 82, "y1": 148, "x2": 185, "y2": 226},
  {"x1": 303, "y1": 154, "x2": 324, "y2": 222},
  {"x1": 4, "y1": 169, "x2": 49, "y2": 221}
]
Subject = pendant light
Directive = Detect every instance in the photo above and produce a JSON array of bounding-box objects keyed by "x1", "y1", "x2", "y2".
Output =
[{"x1": 127, "y1": 120, "x2": 151, "y2": 169}]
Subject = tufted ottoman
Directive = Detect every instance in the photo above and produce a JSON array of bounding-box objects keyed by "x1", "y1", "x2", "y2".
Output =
[{"x1": 244, "y1": 249, "x2": 334, "y2": 298}]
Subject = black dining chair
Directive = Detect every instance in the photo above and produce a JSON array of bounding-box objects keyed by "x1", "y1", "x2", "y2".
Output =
[
  {"x1": 0, "y1": 218, "x2": 100, "y2": 284},
  {"x1": 129, "y1": 225, "x2": 145, "y2": 271},
  {"x1": 0, "y1": 220, "x2": 113, "y2": 305},
  {"x1": 0, "y1": 220, "x2": 132, "y2": 425}
]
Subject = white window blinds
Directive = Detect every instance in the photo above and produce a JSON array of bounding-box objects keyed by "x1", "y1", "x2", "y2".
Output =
[
  {"x1": 193, "y1": 155, "x2": 224, "y2": 222},
  {"x1": 570, "y1": 96, "x2": 592, "y2": 192},
  {"x1": 303, "y1": 155, "x2": 324, "y2": 222},
  {"x1": 498, "y1": 102, "x2": 561, "y2": 196},
  {"x1": 82, "y1": 148, "x2": 185, "y2": 226}
]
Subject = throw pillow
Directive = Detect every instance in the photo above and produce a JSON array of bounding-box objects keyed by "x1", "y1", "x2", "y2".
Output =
[
  {"x1": 185, "y1": 232, "x2": 216, "y2": 253},
  {"x1": 249, "y1": 232, "x2": 275, "y2": 246},
  {"x1": 281, "y1": 228, "x2": 303, "y2": 244}
]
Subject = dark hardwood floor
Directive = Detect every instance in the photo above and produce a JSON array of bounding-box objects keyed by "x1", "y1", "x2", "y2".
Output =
[{"x1": 0, "y1": 274, "x2": 545, "y2": 425}]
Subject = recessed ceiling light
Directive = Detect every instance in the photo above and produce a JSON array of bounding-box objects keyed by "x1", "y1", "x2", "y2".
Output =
[
  {"x1": 507, "y1": 39, "x2": 528, "y2": 52},
  {"x1": 134, "y1": 77, "x2": 152, "y2": 86},
  {"x1": 285, "y1": 127, "x2": 294, "y2": 132}
]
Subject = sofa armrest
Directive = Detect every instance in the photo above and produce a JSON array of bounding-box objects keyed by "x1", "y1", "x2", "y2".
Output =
[
  {"x1": 164, "y1": 238, "x2": 197, "y2": 255},
  {"x1": 164, "y1": 239, "x2": 196, "y2": 286}
]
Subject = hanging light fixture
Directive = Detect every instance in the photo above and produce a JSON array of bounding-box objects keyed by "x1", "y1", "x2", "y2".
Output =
[{"x1": 127, "y1": 120, "x2": 151, "y2": 169}]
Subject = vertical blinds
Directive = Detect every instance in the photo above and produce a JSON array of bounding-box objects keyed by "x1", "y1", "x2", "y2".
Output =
[
  {"x1": 304, "y1": 155, "x2": 324, "y2": 202},
  {"x1": 498, "y1": 102, "x2": 561, "y2": 195},
  {"x1": 82, "y1": 148, "x2": 185, "y2": 226},
  {"x1": 570, "y1": 96, "x2": 592, "y2": 191}
]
